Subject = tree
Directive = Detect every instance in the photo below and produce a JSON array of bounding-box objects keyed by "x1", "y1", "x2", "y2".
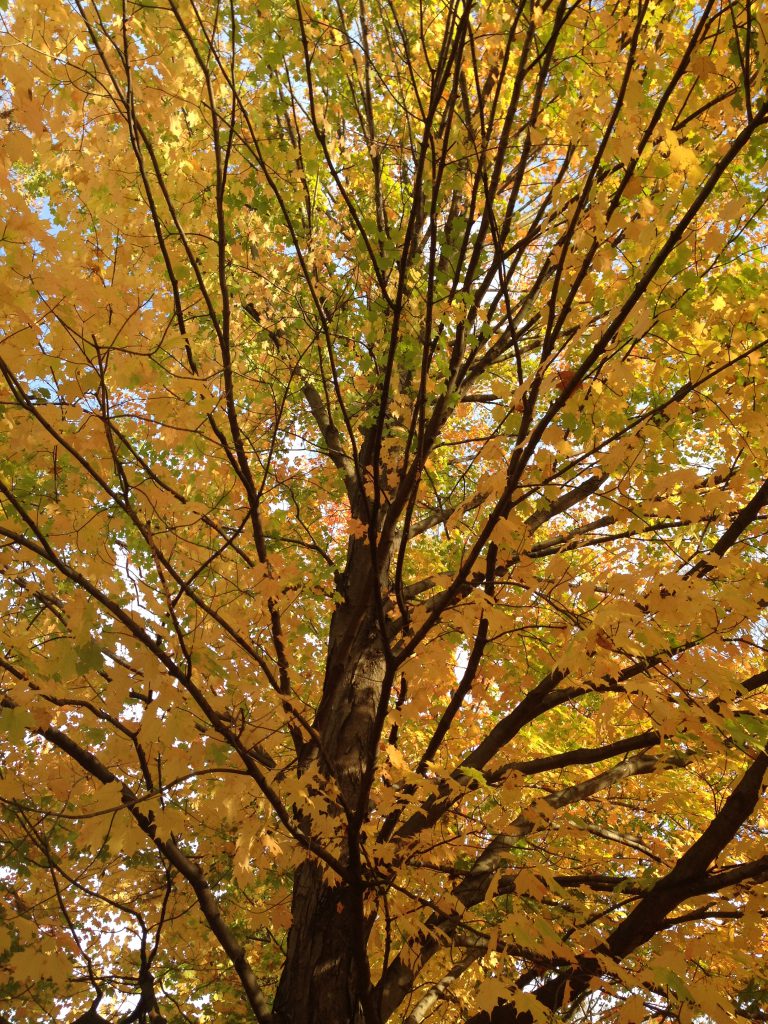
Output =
[{"x1": 0, "y1": 0, "x2": 768, "y2": 1020}]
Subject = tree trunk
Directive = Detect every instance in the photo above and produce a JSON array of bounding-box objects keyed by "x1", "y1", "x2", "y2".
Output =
[
  {"x1": 272, "y1": 858, "x2": 367, "y2": 1024},
  {"x1": 273, "y1": 535, "x2": 388, "y2": 1024}
]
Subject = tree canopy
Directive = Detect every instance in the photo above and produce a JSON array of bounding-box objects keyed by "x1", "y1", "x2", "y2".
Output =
[{"x1": 1, "y1": 0, "x2": 768, "y2": 1021}]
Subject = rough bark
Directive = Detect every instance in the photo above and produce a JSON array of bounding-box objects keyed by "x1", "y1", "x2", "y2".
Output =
[
  {"x1": 272, "y1": 859, "x2": 367, "y2": 1024},
  {"x1": 273, "y1": 534, "x2": 388, "y2": 1024}
]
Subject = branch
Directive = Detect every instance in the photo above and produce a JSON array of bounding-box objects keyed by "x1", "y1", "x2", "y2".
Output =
[
  {"x1": 402, "y1": 950, "x2": 480, "y2": 1024},
  {"x1": 31, "y1": 714, "x2": 274, "y2": 1024}
]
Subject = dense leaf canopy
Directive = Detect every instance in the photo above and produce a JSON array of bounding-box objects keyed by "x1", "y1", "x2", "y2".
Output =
[{"x1": 1, "y1": 0, "x2": 768, "y2": 1021}]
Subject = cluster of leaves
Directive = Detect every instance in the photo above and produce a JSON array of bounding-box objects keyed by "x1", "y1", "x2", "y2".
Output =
[{"x1": 1, "y1": 0, "x2": 768, "y2": 1021}]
